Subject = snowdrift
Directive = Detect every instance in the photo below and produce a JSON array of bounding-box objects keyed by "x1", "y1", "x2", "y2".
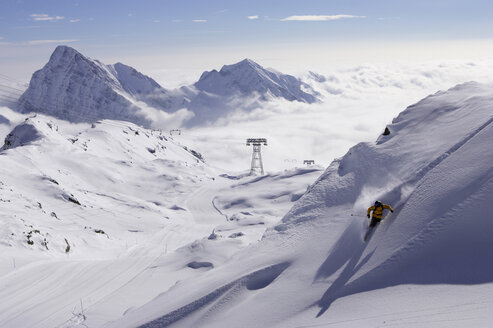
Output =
[{"x1": 111, "y1": 82, "x2": 493, "y2": 327}]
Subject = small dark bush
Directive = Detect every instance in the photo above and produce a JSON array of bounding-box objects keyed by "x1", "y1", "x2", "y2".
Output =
[
  {"x1": 65, "y1": 238, "x2": 71, "y2": 253},
  {"x1": 68, "y1": 196, "x2": 81, "y2": 205}
]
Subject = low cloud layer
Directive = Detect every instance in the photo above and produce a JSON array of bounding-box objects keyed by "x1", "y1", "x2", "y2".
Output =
[
  {"x1": 26, "y1": 39, "x2": 79, "y2": 45},
  {"x1": 30, "y1": 14, "x2": 64, "y2": 22},
  {"x1": 177, "y1": 60, "x2": 493, "y2": 173}
]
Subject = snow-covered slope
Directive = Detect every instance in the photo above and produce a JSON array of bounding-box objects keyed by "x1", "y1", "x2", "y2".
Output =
[
  {"x1": 0, "y1": 110, "x2": 323, "y2": 327},
  {"x1": 109, "y1": 81, "x2": 493, "y2": 328},
  {"x1": 0, "y1": 115, "x2": 213, "y2": 256}
]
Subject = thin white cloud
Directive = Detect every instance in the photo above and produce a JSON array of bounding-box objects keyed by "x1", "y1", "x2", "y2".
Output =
[
  {"x1": 192, "y1": 19, "x2": 207, "y2": 23},
  {"x1": 248, "y1": 15, "x2": 259, "y2": 20},
  {"x1": 152, "y1": 19, "x2": 160, "y2": 23},
  {"x1": 380, "y1": 16, "x2": 401, "y2": 20},
  {"x1": 281, "y1": 15, "x2": 365, "y2": 21},
  {"x1": 26, "y1": 39, "x2": 79, "y2": 45},
  {"x1": 30, "y1": 14, "x2": 65, "y2": 22},
  {"x1": 69, "y1": 19, "x2": 81, "y2": 23}
]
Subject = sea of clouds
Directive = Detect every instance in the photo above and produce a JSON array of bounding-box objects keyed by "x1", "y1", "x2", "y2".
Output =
[
  {"x1": 159, "y1": 60, "x2": 493, "y2": 173},
  {"x1": 2, "y1": 59, "x2": 493, "y2": 174}
]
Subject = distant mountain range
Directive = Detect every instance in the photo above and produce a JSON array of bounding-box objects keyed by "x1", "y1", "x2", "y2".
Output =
[{"x1": 17, "y1": 46, "x2": 319, "y2": 127}]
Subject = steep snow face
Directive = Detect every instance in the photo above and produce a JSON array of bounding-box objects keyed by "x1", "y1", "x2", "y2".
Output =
[
  {"x1": 285, "y1": 82, "x2": 493, "y2": 224},
  {"x1": 108, "y1": 62, "x2": 186, "y2": 110},
  {"x1": 281, "y1": 81, "x2": 493, "y2": 283},
  {"x1": 110, "y1": 62, "x2": 163, "y2": 96},
  {"x1": 111, "y1": 82, "x2": 493, "y2": 328},
  {"x1": 17, "y1": 46, "x2": 170, "y2": 127},
  {"x1": 195, "y1": 59, "x2": 319, "y2": 103}
]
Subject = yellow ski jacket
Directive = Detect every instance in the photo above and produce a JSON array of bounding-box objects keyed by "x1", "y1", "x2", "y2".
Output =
[{"x1": 367, "y1": 204, "x2": 393, "y2": 220}]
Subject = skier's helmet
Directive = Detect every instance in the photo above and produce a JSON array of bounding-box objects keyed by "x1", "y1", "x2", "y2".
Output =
[{"x1": 374, "y1": 201, "x2": 382, "y2": 207}]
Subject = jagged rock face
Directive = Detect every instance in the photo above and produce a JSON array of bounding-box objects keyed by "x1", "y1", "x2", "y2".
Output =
[
  {"x1": 195, "y1": 59, "x2": 318, "y2": 103},
  {"x1": 18, "y1": 46, "x2": 156, "y2": 126}
]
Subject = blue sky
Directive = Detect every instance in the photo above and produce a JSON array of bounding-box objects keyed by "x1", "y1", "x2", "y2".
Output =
[{"x1": 1, "y1": 0, "x2": 492, "y2": 82}]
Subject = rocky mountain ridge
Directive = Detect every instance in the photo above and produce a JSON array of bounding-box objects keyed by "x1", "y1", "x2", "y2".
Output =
[{"x1": 17, "y1": 46, "x2": 319, "y2": 127}]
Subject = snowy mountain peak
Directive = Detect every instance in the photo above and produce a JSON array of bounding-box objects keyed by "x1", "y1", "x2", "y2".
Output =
[
  {"x1": 47, "y1": 45, "x2": 117, "y2": 85},
  {"x1": 17, "y1": 46, "x2": 158, "y2": 126},
  {"x1": 51, "y1": 45, "x2": 81, "y2": 61},
  {"x1": 195, "y1": 58, "x2": 319, "y2": 103},
  {"x1": 221, "y1": 58, "x2": 263, "y2": 73}
]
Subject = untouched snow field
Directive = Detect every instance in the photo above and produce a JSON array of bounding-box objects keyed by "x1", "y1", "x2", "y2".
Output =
[{"x1": 103, "y1": 82, "x2": 493, "y2": 328}]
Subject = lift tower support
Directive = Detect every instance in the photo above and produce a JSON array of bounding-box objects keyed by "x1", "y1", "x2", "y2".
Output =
[{"x1": 246, "y1": 138, "x2": 267, "y2": 175}]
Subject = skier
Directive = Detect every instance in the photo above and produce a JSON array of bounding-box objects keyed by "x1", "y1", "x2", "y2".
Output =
[
  {"x1": 365, "y1": 201, "x2": 393, "y2": 241},
  {"x1": 367, "y1": 200, "x2": 393, "y2": 226}
]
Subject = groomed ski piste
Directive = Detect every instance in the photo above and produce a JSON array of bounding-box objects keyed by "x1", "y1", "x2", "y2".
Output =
[{"x1": 0, "y1": 80, "x2": 492, "y2": 328}]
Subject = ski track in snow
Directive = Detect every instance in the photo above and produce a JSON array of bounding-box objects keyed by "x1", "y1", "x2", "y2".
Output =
[{"x1": 184, "y1": 179, "x2": 230, "y2": 225}]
